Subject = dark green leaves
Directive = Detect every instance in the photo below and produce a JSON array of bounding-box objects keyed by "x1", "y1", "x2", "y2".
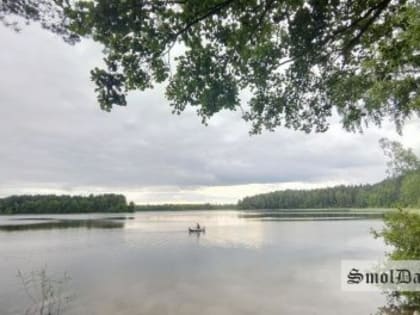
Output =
[
  {"x1": 167, "y1": 46, "x2": 239, "y2": 122},
  {"x1": 4, "y1": 0, "x2": 419, "y2": 133}
]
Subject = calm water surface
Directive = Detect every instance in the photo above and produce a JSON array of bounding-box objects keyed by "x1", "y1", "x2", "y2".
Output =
[{"x1": 0, "y1": 210, "x2": 387, "y2": 315}]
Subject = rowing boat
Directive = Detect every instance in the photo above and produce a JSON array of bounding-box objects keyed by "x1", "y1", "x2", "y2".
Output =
[{"x1": 188, "y1": 227, "x2": 205, "y2": 233}]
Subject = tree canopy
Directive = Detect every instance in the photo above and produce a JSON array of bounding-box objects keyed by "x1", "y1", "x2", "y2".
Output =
[{"x1": 2, "y1": 0, "x2": 419, "y2": 133}]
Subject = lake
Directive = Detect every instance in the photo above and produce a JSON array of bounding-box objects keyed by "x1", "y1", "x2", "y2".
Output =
[{"x1": 0, "y1": 210, "x2": 387, "y2": 315}]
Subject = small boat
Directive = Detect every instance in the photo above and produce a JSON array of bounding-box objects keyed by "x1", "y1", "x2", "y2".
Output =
[{"x1": 188, "y1": 227, "x2": 205, "y2": 233}]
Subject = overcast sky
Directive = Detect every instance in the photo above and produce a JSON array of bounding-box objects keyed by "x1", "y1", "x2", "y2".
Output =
[{"x1": 1, "y1": 24, "x2": 419, "y2": 204}]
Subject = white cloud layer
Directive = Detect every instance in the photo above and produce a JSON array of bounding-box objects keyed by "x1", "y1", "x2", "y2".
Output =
[{"x1": 1, "y1": 24, "x2": 419, "y2": 203}]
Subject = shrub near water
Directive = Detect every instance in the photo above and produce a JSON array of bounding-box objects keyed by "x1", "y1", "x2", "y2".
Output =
[{"x1": 374, "y1": 209, "x2": 420, "y2": 310}]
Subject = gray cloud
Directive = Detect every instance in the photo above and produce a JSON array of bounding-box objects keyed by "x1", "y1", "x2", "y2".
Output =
[{"x1": 1, "y1": 24, "x2": 419, "y2": 202}]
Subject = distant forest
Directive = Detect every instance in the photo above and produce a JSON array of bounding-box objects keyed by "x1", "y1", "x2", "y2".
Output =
[
  {"x1": 238, "y1": 171, "x2": 420, "y2": 210},
  {"x1": 135, "y1": 203, "x2": 236, "y2": 211},
  {"x1": 0, "y1": 194, "x2": 135, "y2": 214},
  {"x1": 1, "y1": 142, "x2": 418, "y2": 214}
]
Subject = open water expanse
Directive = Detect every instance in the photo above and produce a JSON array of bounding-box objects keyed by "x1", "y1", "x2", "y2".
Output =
[{"x1": 0, "y1": 210, "x2": 388, "y2": 315}]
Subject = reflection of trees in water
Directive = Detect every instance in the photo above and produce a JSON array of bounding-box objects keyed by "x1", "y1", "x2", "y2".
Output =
[
  {"x1": 0, "y1": 218, "x2": 126, "y2": 232},
  {"x1": 17, "y1": 268, "x2": 72, "y2": 315},
  {"x1": 373, "y1": 209, "x2": 420, "y2": 314}
]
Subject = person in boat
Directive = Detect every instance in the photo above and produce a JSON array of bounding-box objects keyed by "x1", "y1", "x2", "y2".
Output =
[{"x1": 196, "y1": 223, "x2": 200, "y2": 229}]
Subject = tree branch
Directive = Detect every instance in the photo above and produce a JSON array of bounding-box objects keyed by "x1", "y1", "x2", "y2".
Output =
[
  {"x1": 344, "y1": 0, "x2": 391, "y2": 51},
  {"x1": 172, "y1": 0, "x2": 236, "y2": 38}
]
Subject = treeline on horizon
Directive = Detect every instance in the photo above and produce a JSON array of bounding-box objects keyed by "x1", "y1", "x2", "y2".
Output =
[
  {"x1": 135, "y1": 203, "x2": 236, "y2": 211},
  {"x1": 238, "y1": 171, "x2": 420, "y2": 210},
  {"x1": 0, "y1": 194, "x2": 135, "y2": 214}
]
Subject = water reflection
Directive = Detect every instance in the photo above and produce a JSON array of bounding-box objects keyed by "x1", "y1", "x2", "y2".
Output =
[
  {"x1": 0, "y1": 211, "x2": 389, "y2": 315},
  {"x1": 188, "y1": 230, "x2": 204, "y2": 244},
  {"x1": 0, "y1": 218, "x2": 129, "y2": 231},
  {"x1": 239, "y1": 209, "x2": 386, "y2": 220}
]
